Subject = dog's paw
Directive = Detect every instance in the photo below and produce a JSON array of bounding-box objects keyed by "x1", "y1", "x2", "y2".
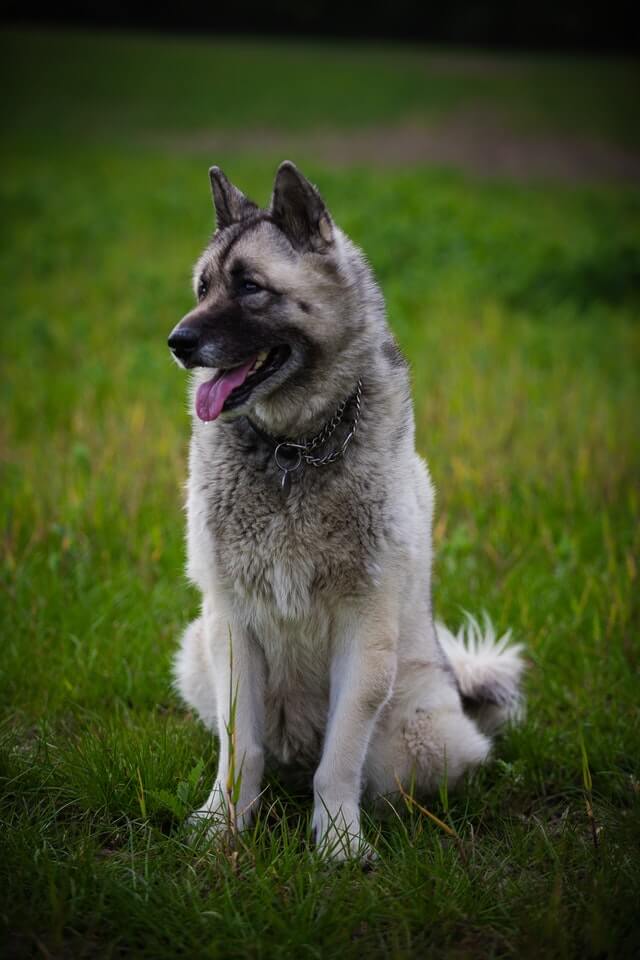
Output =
[
  {"x1": 312, "y1": 805, "x2": 377, "y2": 863},
  {"x1": 317, "y1": 831, "x2": 378, "y2": 864},
  {"x1": 185, "y1": 805, "x2": 231, "y2": 846}
]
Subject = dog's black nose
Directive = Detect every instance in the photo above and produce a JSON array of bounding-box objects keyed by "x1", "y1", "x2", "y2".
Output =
[{"x1": 168, "y1": 326, "x2": 199, "y2": 361}]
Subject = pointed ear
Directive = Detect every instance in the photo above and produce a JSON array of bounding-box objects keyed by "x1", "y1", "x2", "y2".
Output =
[
  {"x1": 270, "y1": 161, "x2": 334, "y2": 252},
  {"x1": 209, "y1": 166, "x2": 259, "y2": 231}
]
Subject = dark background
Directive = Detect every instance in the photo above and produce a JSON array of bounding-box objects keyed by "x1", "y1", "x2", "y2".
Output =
[{"x1": 3, "y1": 1, "x2": 638, "y2": 54}]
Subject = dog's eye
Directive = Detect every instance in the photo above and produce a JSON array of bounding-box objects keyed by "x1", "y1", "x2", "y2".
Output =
[
  {"x1": 239, "y1": 280, "x2": 261, "y2": 295},
  {"x1": 197, "y1": 277, "x2": 208, "y2": 301}
]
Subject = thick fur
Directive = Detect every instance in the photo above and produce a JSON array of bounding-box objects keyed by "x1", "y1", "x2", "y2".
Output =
[{"x1": 169, "y1": 162, "x2": 525, "y2": 859}]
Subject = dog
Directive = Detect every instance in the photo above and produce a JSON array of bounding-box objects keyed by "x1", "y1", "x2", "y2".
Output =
[{"x1": 168, "y1": 162, "x2": 525, "y2": 860}]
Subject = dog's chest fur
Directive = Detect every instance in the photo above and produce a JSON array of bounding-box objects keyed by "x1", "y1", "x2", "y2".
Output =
[{"x1": 192, "y1": 421, "x2": 388, "y2": 616}]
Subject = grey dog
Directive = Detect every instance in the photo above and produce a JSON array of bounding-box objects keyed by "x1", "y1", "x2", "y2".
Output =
[{"x1": 168, "y1": 162, "x2": 525, "y2": 860}]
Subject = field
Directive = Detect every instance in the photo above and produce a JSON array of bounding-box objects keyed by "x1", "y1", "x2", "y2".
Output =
[{"x1": 1, "y1": 27, "x2": 639, "y2": 959}]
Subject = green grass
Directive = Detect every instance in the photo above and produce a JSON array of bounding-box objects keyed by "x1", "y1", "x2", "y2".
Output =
[
  {"x1": 1, "y1": 27, "x2": 640, "y2": 960},
  {"x1": 2, "y1": 28, "x2": 639, "y2": 145}
]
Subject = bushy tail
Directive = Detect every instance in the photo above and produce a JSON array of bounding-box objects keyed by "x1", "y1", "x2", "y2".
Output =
[{"x1": 436, "y1": 613, "x2": 526, "y2": 736}]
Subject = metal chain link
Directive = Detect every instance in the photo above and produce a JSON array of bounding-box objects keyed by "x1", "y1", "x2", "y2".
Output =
[
  {"x1": 247, "y1": 380, "x2": 363, "y2": 494},
  {"x1": 301, "y1": 379, "x2": 362, "y2": 468}
]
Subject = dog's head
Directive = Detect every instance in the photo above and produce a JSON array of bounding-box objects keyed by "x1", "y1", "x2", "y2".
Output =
[{"x1": 168, "y1": 162, "x2": 382, "y2": 433}]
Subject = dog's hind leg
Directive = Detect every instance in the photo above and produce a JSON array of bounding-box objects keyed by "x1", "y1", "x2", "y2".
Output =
[
  {"x1": 173, "y1": 616, "x2": 218, "y2": 732},
  {"x1": 365, "y1": 617, "x2": 525, "y2": 807},
  {"x1": 364, "y1": 661, "x2": 491, "y2": 806}
]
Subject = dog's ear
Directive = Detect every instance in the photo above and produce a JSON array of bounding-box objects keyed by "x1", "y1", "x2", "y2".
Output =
[
  {"x1": 270, "y1": 161, "x2": 334, "y2": 252},
  {"x1": 209, "y1": 166, "x2": 259, "y2": 231}
]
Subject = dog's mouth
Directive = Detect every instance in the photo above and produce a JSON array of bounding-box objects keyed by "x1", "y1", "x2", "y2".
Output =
[{"x1": 195, "y1": 345, "x2": 291, "y2": 422}]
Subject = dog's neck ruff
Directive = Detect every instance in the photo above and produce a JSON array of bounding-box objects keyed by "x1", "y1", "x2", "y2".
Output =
[{"x1": 245, "y1": 379, "x2": 363, "y2": 497}]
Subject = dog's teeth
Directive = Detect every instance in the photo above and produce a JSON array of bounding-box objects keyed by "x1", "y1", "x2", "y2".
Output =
[{"x1": 252, "y1": 350, "x2": 269, "y2": 372}]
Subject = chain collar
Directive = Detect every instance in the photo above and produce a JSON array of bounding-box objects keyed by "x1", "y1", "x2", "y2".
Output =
[{"x1": 245, "y1": 379, "x2": 363, "y2": 496}]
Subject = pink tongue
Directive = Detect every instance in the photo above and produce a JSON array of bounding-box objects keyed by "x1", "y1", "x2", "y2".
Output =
[{"x1": 195, "y1": 357, "x2": 257, "y2": 422}]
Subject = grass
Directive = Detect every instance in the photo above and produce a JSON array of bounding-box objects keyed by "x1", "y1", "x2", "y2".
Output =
[
  {"x1": 1, "y1": 26, "x2": 640, "y2": 960},
  {"x1": 2, "y1": 28, "x2": 640, "y2": 145}
]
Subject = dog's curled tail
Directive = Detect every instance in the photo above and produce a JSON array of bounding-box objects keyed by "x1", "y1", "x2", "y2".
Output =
[{"x1": 436, "y1": 613, "x2": 526, "y2": 736}]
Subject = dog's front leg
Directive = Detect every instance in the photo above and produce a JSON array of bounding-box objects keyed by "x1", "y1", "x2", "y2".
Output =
[
  {"x1": 191, "y1": 596, "x2": 265, "y2": 836},
  {"x1": 313, "y1": 599, "x2": 397, "y2": 861}
]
